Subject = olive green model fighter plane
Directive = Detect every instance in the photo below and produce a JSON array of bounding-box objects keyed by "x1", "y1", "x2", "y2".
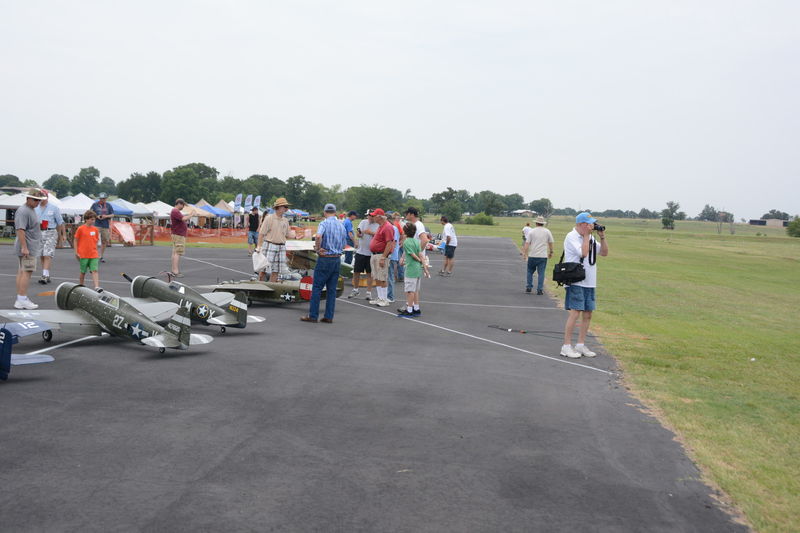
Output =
[
  {"x1": 0, "y1": 283, "x2": 213, "y2": 353},
  {"x1": 123, "y1": 274, "x2": 265, "y2": 332}
]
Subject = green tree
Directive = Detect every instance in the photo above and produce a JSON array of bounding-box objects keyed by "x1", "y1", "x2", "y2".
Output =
[
  {"x1": 697, "y1": 204, "x2": 718, "y2": 221},
  {"x1": 303, "y1": 182, "x2": 326, "y2": 212},
  {"x1": 284, "y1": 175, "x2": 309, "y2": 206},
  {"x1": 473, "y1": 190, "x2": 506, "y2": 215},
  {"x1": 529, "y1": 198, "x2": 553, "y2": 218},
  {"x1": 99, "y1": 177, "x2": 117, "y2": 196},
  {"x1": 503, "y1": 193, "x2": 525, "y2": 211},
  {"x1": 344, "y1": 184, "x2": 403, "y2": 215},
  {"x1": 117, "y1": 171, "x2": 162, "y2": 203},
  {"x1": 441, "y1": 199, "x2": 463, "y2": 223},
  {"x1": 42, "y1": 174, "x2": 71, "y2": 197},
  {"x1": 242, "y1": 175, "x2": 285, "y2": 202},
  {"x1": 71, "y1": 166, "x2": 101, "y2": 196},
  {"x1": 22, "y1": 179, "x2": 39, "y2": 187},
  {"x1": 0, "y1": 174, "x2": 23, "y2": 187},
  {"x1": 787, "y1": 217, "x2": 800, "y2": 237},
  {"x1": 638, "y1": 208, "x2": 658, "y2": 219},
  {"x1": 762, "y1": 209, "x2": 790, "y2": 220},
  {"x1": 662, "y1": 201, "x2": 681, "y2": 230},
  {"x1": 160, "y1": 163, "x2": 219, "y2": 204}
]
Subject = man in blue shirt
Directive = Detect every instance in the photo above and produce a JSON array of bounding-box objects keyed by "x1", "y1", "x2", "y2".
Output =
[
  {"x1": 90, "y1": 192, "x2": 114, "y2": 262},
  {"x1": 301, "y1": 203, "x2": 347, "y2": 324},
  {"x1": 342, "y1": 210, "x2": 357, "y2": 265},
  {"x1": 34, "y1": 192, "x2": 65, "y2": 284}
]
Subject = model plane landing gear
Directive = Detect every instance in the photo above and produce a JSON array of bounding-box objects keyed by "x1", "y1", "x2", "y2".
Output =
[
  {"x1": 159, "y1": 347, "x2": 165, "y2": 354},
  {"x1": 42, "y1": 330, "x2": 53, "y2": 342},
  {"x1": 220, "y1": 326, "x2": 226, "y2": 334}
]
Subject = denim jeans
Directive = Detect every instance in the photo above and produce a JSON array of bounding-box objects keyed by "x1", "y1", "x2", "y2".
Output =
[
  {"x1": 344, "y1": 250, "x2": 353, "y2": 265},
  {"x1": 388, "y1": 259, "x2": 398, "y2": 301},
  {"x1": 309, "y1": 256, "x2": 340, "y2": 320},
  {"x1": 526, "y1": 257, "x2": 548, "y2": 291},
  {"x1": 395, "y1": 249, "x2": 405, "y2": 280}
]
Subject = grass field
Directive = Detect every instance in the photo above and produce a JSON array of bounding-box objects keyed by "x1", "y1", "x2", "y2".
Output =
[{"x1": 456, "y1": 216, "x2": 799, "y2": 533}]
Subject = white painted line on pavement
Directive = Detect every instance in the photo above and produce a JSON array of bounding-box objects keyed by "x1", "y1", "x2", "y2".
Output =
[
  {"x1": 419, "y1": 300, "x2": 558, "y2": 310},
  {"x1": 341, "y1": 299, "x2": 614, "y2": 376},
  {"x1": 183, "y1": 257, "x2": 253, "y2": 276}
]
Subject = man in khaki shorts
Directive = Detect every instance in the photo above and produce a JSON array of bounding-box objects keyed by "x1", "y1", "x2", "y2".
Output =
[
  {"x1": 255, "y1": 197, "x2": 295, "y2": 282},
  {"x1": 367, "y1": 208, "x2": 396, "y2": 306},
  {"x1": 14, "y1": 188, "x2": 47, "y2": 309}
]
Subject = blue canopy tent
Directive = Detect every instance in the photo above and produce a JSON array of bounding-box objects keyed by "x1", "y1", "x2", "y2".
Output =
[
  {"x1": 199, "y1": 205, "x2": 231, "y2": 217},
  {"x1": 108, "y1": 201, "x2": 134, "y2": 217}
]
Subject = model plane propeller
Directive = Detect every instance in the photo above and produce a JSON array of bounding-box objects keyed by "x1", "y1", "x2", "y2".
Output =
[
  {"x1": 121, "y1": 273, "x2": 265, "y2": 332},
  {"x1": 0, "y1": 283, "x2": 213, "y2": 353}
]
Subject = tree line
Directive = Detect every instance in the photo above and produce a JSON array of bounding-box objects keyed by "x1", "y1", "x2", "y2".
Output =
[{"x1": 1, "y1": 166, "x2": 794, "y2": 227}]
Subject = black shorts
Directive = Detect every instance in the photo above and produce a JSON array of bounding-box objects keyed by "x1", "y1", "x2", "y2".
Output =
[
  {"x1": 444, "y1": 245, "x2": 456, "y2": 258},
  {"x1": 353, "y1": 253, "x2": 372, "y2": 274}
]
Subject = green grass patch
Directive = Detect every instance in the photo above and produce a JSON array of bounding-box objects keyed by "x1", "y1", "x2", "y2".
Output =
[{"x1": 452, "y1": 216, "x2": 799, "y2": 532}]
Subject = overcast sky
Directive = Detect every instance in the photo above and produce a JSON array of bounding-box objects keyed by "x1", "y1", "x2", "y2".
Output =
[{"x1": 1, "y1": 1, "x2": 797, "y2": 219}]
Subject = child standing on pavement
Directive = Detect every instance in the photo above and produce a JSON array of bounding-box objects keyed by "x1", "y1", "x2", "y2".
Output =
[
  {"x1": 74, "y1": 210, "x2": 101, "y2": 290},
  {"x1": 398, "y1": 222, "x2": 428, "y2": 317}
]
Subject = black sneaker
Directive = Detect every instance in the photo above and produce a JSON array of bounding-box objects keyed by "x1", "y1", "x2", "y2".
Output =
[
  {"x1": 38, "y1": 276, "x2": 48, "y2": 285},
  {"x1": 100, "y1": 257, "x2": 106, "y2": 263},
  {"x1": 412, "y1": 308, "x2": 422, "y2": 316},
  {"x1": 45, "y1": 276, "x2": 52, "y2": 284},
  {"x1": 525, "y1": 287, "x2": 531, "y2": 293},
  {"x1": 397, "y1": 309, "x2": 414, "y2": 317},
  {"x1": 536, "y1": 290, "x2": 544, "y2": 295}
]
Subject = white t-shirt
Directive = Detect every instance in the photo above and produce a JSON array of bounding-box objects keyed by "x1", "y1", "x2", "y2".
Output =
[
  {"x1": 526, "y1": 226, "x2": 553, "y2": 258},
  {"x1": 413, "y1": 220, "x2": 426, "y2": 240},
  {"x1": 442, "y1": 222, "x2": 457, "y2": 247},
  {"x1": 563, "y1": 228, "x2": 601, "y2": 288},
  {"x1": 356, "y1": 219, "x2": 378, "y2": 256},
  {"x1": 522, "y1": 226, "x2": 532, "y2": 239}
]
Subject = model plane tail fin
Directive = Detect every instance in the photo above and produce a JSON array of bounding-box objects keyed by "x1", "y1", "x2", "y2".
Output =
[
  {"x1": 142, "y1": 304, "x2": 193, "y2": 349},
  {"x1": 209, "y1": 291, "x2": 251, "y2": 328}
]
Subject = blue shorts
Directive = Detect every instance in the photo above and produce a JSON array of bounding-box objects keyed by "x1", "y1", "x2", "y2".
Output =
[
  {"x1": 247, "y1": 231, "x2": 259, "y2": 244},
  {"x1": 565, "y1": 285, "x2": 596, "y2": 311}
]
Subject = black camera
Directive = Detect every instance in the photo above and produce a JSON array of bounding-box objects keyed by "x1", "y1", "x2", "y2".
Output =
[{"x1": 593, "y1": 223, "x2": 606, "y2": 232}]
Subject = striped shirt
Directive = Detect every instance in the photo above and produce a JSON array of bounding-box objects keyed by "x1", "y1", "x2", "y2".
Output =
[{"x1": 316, "y1": 215, "x2": 347, "y2": 255}]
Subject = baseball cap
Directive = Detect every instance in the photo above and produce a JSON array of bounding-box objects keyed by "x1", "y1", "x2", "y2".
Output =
[
  {"x1": 370, "y1": 208, "x2": 385, "y2": 217},
  {"x1": 347, "y1": 210, "x2": 358, "y2": 217},
  {"x1": 324, "y1": 203, "x2": 336, "y2": 212},
  {"x1": 98, "y1": 192, "x2": 108, "y2": 199},
  {"x1": 576, "y1": 212, "x2": 596, "y2": 224}
]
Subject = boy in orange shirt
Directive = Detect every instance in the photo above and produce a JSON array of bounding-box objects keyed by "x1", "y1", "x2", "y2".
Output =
[{"x1": 74, "y1": 210, "x2": 101, "y2": 289}]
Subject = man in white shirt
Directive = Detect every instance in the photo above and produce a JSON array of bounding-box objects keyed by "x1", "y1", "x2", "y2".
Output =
[
  {"x1": 521, "y1": 222, "x2": 532, "y2": 249},
  {"x1": 439, "y1": 216, "x2": 458, "y2": 276},
  {"x1": 560, "y1": 212, "x2": 608, "y2": 359},
  {"x1": 522, "y1": 216, "x2": 553, "y2": 294}
]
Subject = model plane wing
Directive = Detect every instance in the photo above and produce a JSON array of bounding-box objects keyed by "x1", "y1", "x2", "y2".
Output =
[
  {"x1": 201, "y1": 292, "x2": 235, "y2": 306},
  {"x1": 128, "y1": 301, "x2": 180, "y2": 323},
  {"x1": 0, "y1": 309, "x2": 103, "y2": 336},
  {"x1": 212, "y1": 283, "x2": 276, "y2": 293},
  {"x1": 11, "y1": 353, "x2": 55, "y2": 365},
  {"x1": 285, "y1": 240, "x2": 315, "y2": 251}
]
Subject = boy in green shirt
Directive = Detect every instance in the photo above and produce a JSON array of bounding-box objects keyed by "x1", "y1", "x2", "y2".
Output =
[{"x1": 398, "y1": 222, "x2": 429, "y2": 317}]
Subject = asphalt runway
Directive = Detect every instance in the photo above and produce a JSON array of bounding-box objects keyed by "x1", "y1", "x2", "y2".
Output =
[{"x1": 0, "y1": 238, "x2": 744, "y2": 532}]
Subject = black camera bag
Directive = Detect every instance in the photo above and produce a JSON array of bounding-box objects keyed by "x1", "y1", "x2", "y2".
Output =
[{"x1": 552, "y1": 251, "x2": 585, "y2": 286}]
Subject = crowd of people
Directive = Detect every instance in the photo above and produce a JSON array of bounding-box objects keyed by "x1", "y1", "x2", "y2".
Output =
[{"x1": 11, "y1": 189, "x2": 608, "y2": 360}]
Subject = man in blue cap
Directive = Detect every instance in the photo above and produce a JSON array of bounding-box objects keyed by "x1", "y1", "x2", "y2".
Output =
[
  {"x1": 301, "y1": 203, "x2": 347, "y2": 323},
  {"x1": 560, "y1": 212, "x2": 608, "y2": 359}
]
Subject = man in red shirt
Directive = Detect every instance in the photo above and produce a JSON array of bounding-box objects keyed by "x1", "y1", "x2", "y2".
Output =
[
  {"x1": 170, "y1": 198, "x2": 191, "y2": 278},
  {"x1": 368, "y1": 208, "x2": 395, "y2": 307}
]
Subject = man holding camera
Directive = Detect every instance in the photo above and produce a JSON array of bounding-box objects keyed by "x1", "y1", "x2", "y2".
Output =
[{"x1": 561, "y1": 212, "x2": 608, "y2": 359}]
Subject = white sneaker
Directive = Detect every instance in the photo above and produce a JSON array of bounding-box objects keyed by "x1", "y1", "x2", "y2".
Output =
[
  {"x1": 575, "y1": 345, "x2": 597, "y2": 357},
  {"x1": 14, "y1": 299, "x2": 39, "y2": 310},
  {"x1": 560, "y1": 345, "x2": 581, "y2": 359},
  {"x1": 348, "y1": 289, "x2": 359, "y2": 298},
  {"x1": 365, "y1": 291, "x2": 373, "y2": 300},
  {"x1": 369, "y1": 298, "x2": 380, "y2": 305},
  {"x1": 376, "y1": 299, "x2": 390, "y2": 307}
]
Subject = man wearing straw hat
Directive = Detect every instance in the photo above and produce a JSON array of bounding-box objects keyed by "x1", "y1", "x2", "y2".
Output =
[
  {"x1": 13, "y1": 188, "x2": 47, "y2": 309},
  {"x1": 522, "y1": 215, "x2": 553, "y2": 295},
  {"x1": 255, "y1": 197, "x2": 296, "y2": 282}
]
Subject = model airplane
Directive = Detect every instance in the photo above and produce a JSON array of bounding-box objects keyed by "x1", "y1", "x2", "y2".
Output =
[
  {"x1": 0, "y1": 283, "x2": 213, "y2": 353},
  {"x1": 202, "y1": 240, "x2": 349, "y2": 304},
  {"x1": 1, "y1": 321, "x2": 55, "y2": 381},
  {"x1": 122, "y1": 274, "x2": 265, "y2": 332}
]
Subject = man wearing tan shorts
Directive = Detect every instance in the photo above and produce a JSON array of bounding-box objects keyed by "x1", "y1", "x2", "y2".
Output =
[{"x1": 170, "y1": 199, "x2": 190, "y2": 277}]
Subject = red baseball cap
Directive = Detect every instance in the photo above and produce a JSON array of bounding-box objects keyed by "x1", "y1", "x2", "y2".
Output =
[{"x1": 370, "y1": 208, "x2": 385, "y2": 216}]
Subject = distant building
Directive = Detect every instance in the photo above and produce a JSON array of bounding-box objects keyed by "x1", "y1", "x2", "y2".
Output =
[
  {"x1": 510, "y1": 209, "x2": 535, "y2": 217},
  {"x1": 749, "y1": 219, "x2": 789, "y2": 227}
]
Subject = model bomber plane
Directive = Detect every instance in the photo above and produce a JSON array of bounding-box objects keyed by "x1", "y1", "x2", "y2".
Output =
[
  {"x1": 201, "y1": 240, "x2": 352, "y2": 305},
  {"x1": 0, "y1": 283, "x2": 213, "y2": 353}
]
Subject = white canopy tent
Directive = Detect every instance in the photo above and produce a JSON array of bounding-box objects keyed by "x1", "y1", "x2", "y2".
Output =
[
  {"x1": 144, "y1": 201, "x2": 174, "y2": 219},
  {"x1": 58, "y1": 193, "x2": 95, "y2": 216},
  {"x1": 113, "y1": 198, "x2": 154, "y2": 218}
]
